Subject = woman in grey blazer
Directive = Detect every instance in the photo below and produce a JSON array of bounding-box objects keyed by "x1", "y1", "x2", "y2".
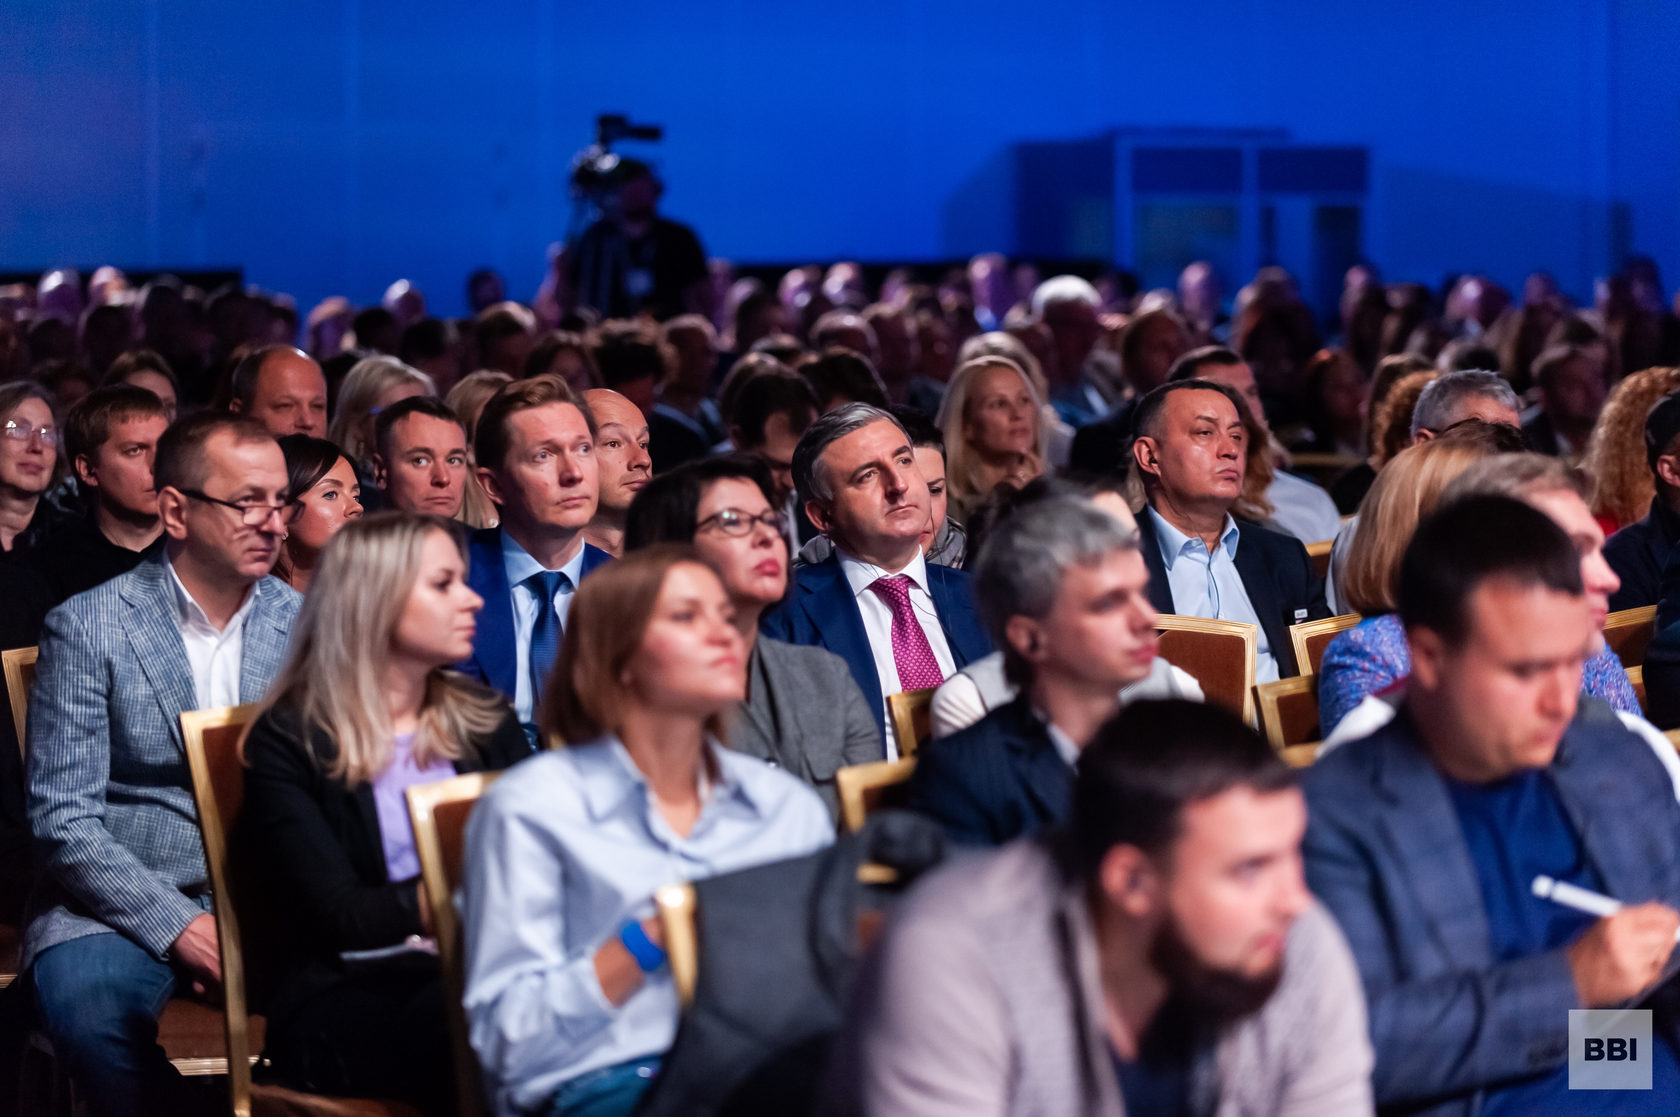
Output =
[{"x1": 625, "y1": 456, "x2": 880, "y2": 816}]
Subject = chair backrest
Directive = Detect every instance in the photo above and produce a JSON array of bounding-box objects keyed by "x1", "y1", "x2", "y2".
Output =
[
  {"x1": 1628, "y1": 665, "x2": 1647, "y2": 716},
  {"x1": 1304, "y1": 539, "x2": 1334, "y2": 582},
  {"x1": 179, "y1": 704, "x2": 262, "y2": 1117},
  {"x1": 2, "y1": 645, "x2": 38, "y2": 759},
  {"x1": 886, "y1": 687, "x2": 936, "y2": 759},
  {"x1": 1155, "y1": 616, "x2": 1258, "y2": 725},
  {"x1": 835, "y1": 757, "x2": 917, "y2": 834},
  {"x1": 1254, "y1": 676, "x2": 1320, "y2": 752},
  {"x1": 1605, "y1": 605, "x2": 1658, "y2": 668},
  {"x1": 408, "y1": 772, "x2": 501, "y2": 1117},
  {"x1": 655, "y1": 883, "x2": 698, "y2": 1008},
  {"x1": 1288, "y1": 613, "x2": 1361, "y2": 677}
]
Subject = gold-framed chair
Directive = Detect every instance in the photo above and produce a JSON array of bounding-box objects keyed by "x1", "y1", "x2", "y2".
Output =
[
  {"x1": 1254, "y1": 677, "x2": 1321, "y2": 768},
  {"x1": 1288, "y1": 614, "x2": 1362, "y2": 678},
  {"x1": 1304, "y1": 539, "x2": 1334, "y2": 582},
  {"x1": 654, "y1": 883, "x2": 699, "y2": 1008},
  {"x1": 408, "y1": 772, "x2": 502, "y2": 1117},
  {"x1": 1605, "y1": 605, "x2": 1658, "y2": 669},
  {"x1": 3, "y1": 645, "x2": 38, "y2": 757},
  {"x1": 886, "y1": 687, "x2": 937, "y2": 759},
  {"x1": 835, "y1": 757, "x2": 917, "y2": 834},
  {"x1": 1155, "y1": 616, "x2": 1258, "y2": 725},
  {"x1": 1628, "y1": 665, "x2": 1647, "y2": 716},
  {"x1": 183, "y1": 705, "x2": 421, "y2": 1117}
]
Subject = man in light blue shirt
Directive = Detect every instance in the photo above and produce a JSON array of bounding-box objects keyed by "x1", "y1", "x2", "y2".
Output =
[{"x1": 1148, "y1": 506, "x2": 1281, "y2": 682}]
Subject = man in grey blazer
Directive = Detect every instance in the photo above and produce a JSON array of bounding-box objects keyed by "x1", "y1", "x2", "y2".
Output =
[
  {"x1": 831, "y1": 699, "x2": 1373, "y2": 1116},
  {"x1": 25, "y1": 413, "x2": 302, "y2": 1115},
  {"x1": 1304, "y1": 496, "x2": 1680, "y2": 1115}
]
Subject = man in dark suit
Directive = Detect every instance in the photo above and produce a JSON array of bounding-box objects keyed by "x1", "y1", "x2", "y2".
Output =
[
  {"x1": 760, "y1": 403, "x2": 989, "y2": 752},
  {"x1": 1304, "y1": 496, "x2": 1680, "y2": 1116},
  {"x1": 908, "y1": 496, "x2": 1160, "y2": 844},
  {"x1": 1131, "y1": 379, "x2": 1327, "y2": 678},
  {"x1": 26, "y1": 414, "x2": 302, "y2": 1114},
  {"x1": 460, "y1": 376, "x2": 611, "y2": 745}
]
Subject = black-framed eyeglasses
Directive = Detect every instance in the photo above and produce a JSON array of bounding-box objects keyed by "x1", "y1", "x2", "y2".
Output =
[
  {"x1": 696, "y1": 508, "x2": 783, "y2": 538},
  {"x1": 2, "y1": 420, "x2": 57, "y2": 446},
  {"x1": 176, "y1": 488, "x2": 302, "y2": 526}
]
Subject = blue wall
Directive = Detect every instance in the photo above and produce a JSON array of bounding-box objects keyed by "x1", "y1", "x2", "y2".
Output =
[{"x1": 3, "y1": 1, "x2": 1677, "y2": 317}]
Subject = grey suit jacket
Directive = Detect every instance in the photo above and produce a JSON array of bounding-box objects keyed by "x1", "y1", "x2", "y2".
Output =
[
  {"x1": 829, "y1": 838, "x2": 1374, "y2": 1117},
  {"x1": 730, "y1": 637, "x2": 882, "y2": 818},
  {"x1": 24, "y1": 557, "x2": 301, "y2": 967}
]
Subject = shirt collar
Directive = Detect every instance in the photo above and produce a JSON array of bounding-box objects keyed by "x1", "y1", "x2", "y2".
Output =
[
  {"x1": 835, "y1": 545, "x2": 931, "y2": 599},
  {"x1": 161, "y1": 552, "x2": 256, "y2": 634},
  {"x1": 1147, "y1": 506, "x2": 1239, "y2": 571},
  {"x1": 572, "y1": 733, "x2": 762, "y2": 823},
  {"x1": 502, "y1": 530, "x2": 587, "y2": 589},
  {"x1": 1029, "y1": 705, "x2": 1082, "y2": 767}
]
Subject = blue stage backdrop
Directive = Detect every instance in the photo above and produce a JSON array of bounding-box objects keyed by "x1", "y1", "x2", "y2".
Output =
[{"x1": 2, "y1": 0, "x2": 1675, "y2": 317}]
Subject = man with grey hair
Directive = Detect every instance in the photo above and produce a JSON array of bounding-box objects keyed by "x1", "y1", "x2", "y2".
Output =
[
  {"x1": 1032, "y1": 275, "x2": 1111, "y2": 426},
  {"x1": 1409, "y1": 368, "x2": 1521, "y2": 442},
  {"x1": 907, "y1": 496, "x2": 1183, "y2": 845},
  {"x1": 760, "y1": 403, "x2": 990, "y2": 751}
]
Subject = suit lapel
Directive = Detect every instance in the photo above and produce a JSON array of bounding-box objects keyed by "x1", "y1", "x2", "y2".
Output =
[
  {"x1": 1552, "y1": 720, "x2": 1653, "y2": 908},
  {"x1": 1372, "y1": 712, "x2": 1492, "y2": 970},
  {"x1": 926, "y1": 567, "x2": 988, "y2": 667},
  {"x1": 121, "y1": 563, "x2": 197, "y2": 747},
  {"x1": 1135, "y1": 511, "x2": 1175, "y2": 615},
  {"x1": 1000, "y1": 703, "x2": 1073, "y2": 821},
  {"x1": 1232, "y1": 522, "x2": 1293, "y2": 675},
  {"x1": 239, "y1": 579, "x2": 293, "y2": 704},
  {"x1": 798, "y1": 563, "x2": 881, "y2": 708},
  {"x1": 579, "y1": 543, "x2": 613, "y2": 580}
]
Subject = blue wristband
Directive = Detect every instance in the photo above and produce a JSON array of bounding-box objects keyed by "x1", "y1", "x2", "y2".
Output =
[{"x1": 619, "y1": 919, "x2": 667, "y2": 974}]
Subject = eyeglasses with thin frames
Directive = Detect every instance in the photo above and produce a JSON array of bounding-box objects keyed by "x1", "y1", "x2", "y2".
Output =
[
  {"x1": 2, "y1": 420, "x2": 57, "y2": 446},
  {"x1": 696, "y1": 508, "x2": 784, "y2": 538},
  {"x1": 176, "y1": 488, "x2": 302, "y2": 527}
]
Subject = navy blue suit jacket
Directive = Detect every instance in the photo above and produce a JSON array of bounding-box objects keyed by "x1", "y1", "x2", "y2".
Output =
[
  {"x1": 1135, "y1": 508, "x2": 1328, "y2": 677},
  {"x1": 757, "y1": 556, "x2": 991, "y2": 738},
  {"x1": 458, "y1": 527, "x2": 613, "y2": 703},
  {"x1": 1303, "y1": 699, "x2": 1680, "y2": 1115},
  {"x1": 905, "y1": 696, "x2": 1070, "y2": 846}
]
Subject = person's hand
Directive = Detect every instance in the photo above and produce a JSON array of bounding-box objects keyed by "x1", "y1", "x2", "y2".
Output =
[
  {"x1": 172, "y1": 912, "x2": 222, "y2": 995},
  {"x1": 1568, "y1": 903, "x2": 1680, "y2": 1007},
  {"x1": 640, "y1": 916, "x2": 664, "y2": 950}
]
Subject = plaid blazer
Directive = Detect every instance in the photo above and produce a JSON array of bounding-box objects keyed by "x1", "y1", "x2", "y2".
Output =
[
  {"x1": 23, "y1": 557, "x2": 300, "y2": 968},
  {"x1": 1302, "y1": 697, "x2": 1680, "y2": 1116}
]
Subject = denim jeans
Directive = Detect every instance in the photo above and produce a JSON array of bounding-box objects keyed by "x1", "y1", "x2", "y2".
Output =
[
  {"x1": 548, "y1": 1056, "x2": 662, "y2": 1117},
  {"x1": 31, "y1": 931, "x2": 199, "y2": 1117}
]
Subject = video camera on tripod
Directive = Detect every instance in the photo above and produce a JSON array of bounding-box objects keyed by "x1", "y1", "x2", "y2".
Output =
[{"x1": 569, "y1": 113, "x2": 664, "y2": 211}]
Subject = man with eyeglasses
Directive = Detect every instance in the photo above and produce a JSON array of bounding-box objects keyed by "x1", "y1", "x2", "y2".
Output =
[{"x1": 24, "y1": 413, "x2": 301, "y2": 1115}]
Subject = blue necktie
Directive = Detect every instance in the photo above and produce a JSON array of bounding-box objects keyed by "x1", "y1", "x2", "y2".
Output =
[{"x1": 527, "y1": 569, "x2": 569, "y2": 705}]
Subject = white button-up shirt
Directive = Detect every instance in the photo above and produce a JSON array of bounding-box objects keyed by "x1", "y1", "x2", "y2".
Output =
[
  {"x1": 1148, "y1": 506, "x2": 1279, "y2": 683},
  {"x1": 836, "y1": 547, "x2": 956, "y2": 758},
  {"x1": 163, "y1": 553, "x2": 257, "y2": 709},
  {"x1": 502, "y1": 533, "x2": 588, "y2": 725}
]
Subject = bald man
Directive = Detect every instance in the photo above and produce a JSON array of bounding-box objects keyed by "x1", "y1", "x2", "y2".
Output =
[
  {"x1": 226, "y1": 345, "x2": 329, "y2": 439},
  {"x1": 582, "y1": 389, "x2": 652, "y2": 557}
]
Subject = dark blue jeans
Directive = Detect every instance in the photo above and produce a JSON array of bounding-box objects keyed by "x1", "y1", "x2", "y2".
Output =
[
  {"x1": 31, "y1": 932, "x2": 199, "y2": 1117},
  {"x1": 548, "y1": 1057, "x2": 661, "y2": 1117}
]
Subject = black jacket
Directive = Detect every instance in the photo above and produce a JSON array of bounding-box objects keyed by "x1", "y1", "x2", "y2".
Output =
[
  {"x1": 238, "y1": 693, "x2": 528, "y2": 1023},
  {"x1": 1135, "y1": 508, "x2": 1329, "y2": 677},
  {"x1": 905, "y1": 696, "x2": 1072, "y2": 847}
]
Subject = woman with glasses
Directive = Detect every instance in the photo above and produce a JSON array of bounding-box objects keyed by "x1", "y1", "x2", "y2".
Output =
[
  {"x1": 276, "y1": 434, "x2": 364, "y2": 591},
  {"x1": 0, "y1": 382, "x2": 63, "y2": 554},
  {"x1": 624, "y1": 456, "x2": 879, "y2": 816}
]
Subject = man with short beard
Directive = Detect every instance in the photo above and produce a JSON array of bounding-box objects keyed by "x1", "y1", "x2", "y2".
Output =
[{"x1": 830, "y1": 699, "x2": 1373, "y2": 1115}]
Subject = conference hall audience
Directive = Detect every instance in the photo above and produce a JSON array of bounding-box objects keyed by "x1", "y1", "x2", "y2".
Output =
[
  {"x1": 831, "y1": 699, "x2": 1373, "y2": 1116},
  {"x1": 1304, "y1": 496, "x2": 1680, "y2": 1115},
  {"x1": 0, "y1": 383, "x2": 60, "y2": 554},
  {"x1": 759, "y1": 403, "x2": 991, "y2": 750},
  {"x1": 623, "y1": 455, "x2": 879, "y2": 816},
  {"x1": 935, "y1": 355, "x2": 1045, "y2": 524},
  {"x1": 908, "y1": 496, "x2": 1191, "y2": 845},
  {"x1": 1130, "y1": 379, "x2": 1329, "y2": 680},
  {"x1": 591, "y1": 320, "x2": 665, "y2": 418},
  {"x1": 223, "y1": 344, "x2": 330, "y2": 439},
  {"x1": 580, "y1": 388, "x2": 652, "y2": 558},
  {"x1": 649, "y1": 314, "x2": 727, "y2": 470},
  {"x1": 241, "y1": 513, "x2": 526, "y2": 1114},
  {"x1": 461, "y1": 546, "x2": 832, "y2": 1117},
  {"x1": 523, "y1": 330, "x2": 603, "y2": 397},
  {"x1": 1582, "y1": 363, "x2": 1680, "y2": 537},
  {"x1": 25, "y1": 414, "x2": 301, "y2": 1115},
  {"x1": 457, "y1": 376, "x2": 609, "y2": 749},
  {"x1": 371, "y1": 395, "x2": 473, "y2": 519},
  {"x1": 274, "y1": 435, "x2": 363, "y2": 592},
  {"x1": 326, "y1": 355, "x2": 435, "y2": 488}
]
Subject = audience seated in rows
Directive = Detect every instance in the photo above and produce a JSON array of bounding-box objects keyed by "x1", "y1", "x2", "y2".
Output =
[
  {"x1": 241, "y1": 513, "x2": 526, "y2": 1113},
  {"x1": 760, "y1": 404, "x2": 991, "y2": 751},
  {"x1": 1305, "y1": 496, "x2": 1680, "y2": 1115},
  {"x1": 26, "y1": 414, "x2": 302, "y2": 1116},
  {"x1": 1131, "y1": 379, "x2": 1329, "y2": 680},
  {"x1": 832, "y1": 699, "x2": 1373, "y2": 1115},
  {"x1": 625, "y1": 455, "x2": 879, "y2": 816},
  {"x1": 461, "y1": 547, "x2": 832, "y2": 1117}
]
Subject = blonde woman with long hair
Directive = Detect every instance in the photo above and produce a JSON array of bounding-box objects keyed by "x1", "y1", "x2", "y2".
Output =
[
  {"x1": 327, "y1": 355, "x2": 436, "y2": 481},
  {"x1": 241, "y1": 512, "x2": 526, "y2": 1113},
  {"x1": 937, "y1": 355, "x2": 1046, "y2": 523}
]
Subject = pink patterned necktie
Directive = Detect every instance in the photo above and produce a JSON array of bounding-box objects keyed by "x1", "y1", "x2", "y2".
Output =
[{"x1": 870, "y1": 575, "x2": 947, "y2": 690}]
